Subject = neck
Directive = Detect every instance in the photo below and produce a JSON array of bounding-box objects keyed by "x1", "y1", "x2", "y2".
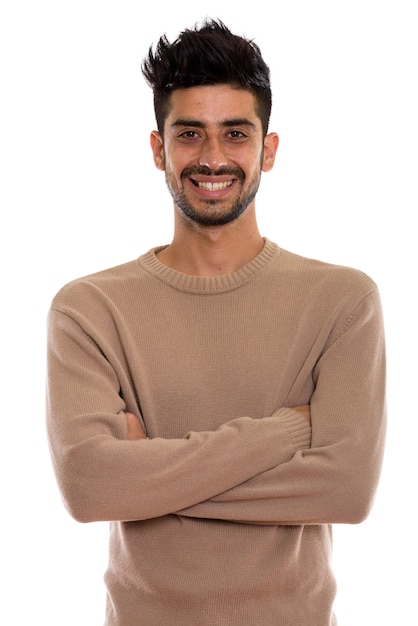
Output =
[{"x1": 157, "y1": 207, "x2": 264, "y2": 276}]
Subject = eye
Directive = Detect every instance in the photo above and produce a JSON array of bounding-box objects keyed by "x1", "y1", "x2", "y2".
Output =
[
  {"x1": 226, "y1": 130, "x2": 247, "y2": 141},
  {"x1": 178, "y1": 130, "x2": 200, "y2": 139}
]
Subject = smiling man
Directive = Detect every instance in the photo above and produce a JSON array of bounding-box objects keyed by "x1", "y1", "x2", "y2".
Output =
[
  {"x1": 46, "y1": 19, "x2": 386, "y2": 626},
  {"x1": 152, "y1": 85, "x2": 276, "y2": 230},
  {"x1": 150, "y1": 84, "x2": 278, "y2": 274}
]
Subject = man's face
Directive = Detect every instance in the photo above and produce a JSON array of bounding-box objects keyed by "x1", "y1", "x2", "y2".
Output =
[{"x1": 151, "y1": 85, "x2": 277, "y2": 227}]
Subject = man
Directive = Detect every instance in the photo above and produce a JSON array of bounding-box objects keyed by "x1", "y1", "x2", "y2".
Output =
[{"x1": 46, "y1": 18, "x2": 386, "y2": 625}]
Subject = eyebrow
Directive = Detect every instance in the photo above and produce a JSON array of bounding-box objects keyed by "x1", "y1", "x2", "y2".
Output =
[{"x1": 170, "y1": 118, "x2": 257, "y2": 131}]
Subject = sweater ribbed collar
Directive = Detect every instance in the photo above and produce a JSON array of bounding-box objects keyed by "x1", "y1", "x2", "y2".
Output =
[{"x1": 138, "y1": 238, "x2": 280, "y2": 294}]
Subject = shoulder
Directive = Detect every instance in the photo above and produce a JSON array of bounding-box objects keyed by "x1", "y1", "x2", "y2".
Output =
[
  {"x1": 269, "y1": 246, "x2": 384, "y2": 344},
  {"x1": 49, "y1": 248, "x2": 164, "y2": 318},
  {"x1": 275, "y1": 246, "x2": 378, "y2": 300},
  {"x1": 51, "y1": 260, "x2": 137, "y2": 306},
  {"x1": 264, "y1": 244, "x2": 383, "y2": 331}
]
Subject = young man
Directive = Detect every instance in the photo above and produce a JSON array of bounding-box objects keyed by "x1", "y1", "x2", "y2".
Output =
[{"x1": 46, "y1": 19, "x2": 386, "y2": 625}]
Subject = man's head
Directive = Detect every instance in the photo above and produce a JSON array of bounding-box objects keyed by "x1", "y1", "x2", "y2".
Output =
[{"x1": 142, "y1": 18, "x2": 272, "y2": 138}]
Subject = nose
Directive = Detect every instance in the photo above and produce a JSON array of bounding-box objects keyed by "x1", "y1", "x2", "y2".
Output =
[{"x1": 198, "y1": 137, "x2": 228, "y2": 171}]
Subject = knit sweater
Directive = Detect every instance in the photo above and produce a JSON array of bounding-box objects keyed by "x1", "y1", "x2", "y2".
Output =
[{"x1": 46, "y1": 239, "x2": 386, "y2": 625}]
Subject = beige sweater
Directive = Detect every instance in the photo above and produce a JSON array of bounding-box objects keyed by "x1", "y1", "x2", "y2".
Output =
[{"x1": 46, "y1": 239, "x2": 386, "y2": 625}]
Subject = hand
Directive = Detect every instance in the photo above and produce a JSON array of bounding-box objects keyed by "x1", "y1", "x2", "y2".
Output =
[
  {"x1": 292, "y1": 404, "x2": 311, "y2": 425},
  {"x1": 126, "y1": 412, "x2": 147, "y2": 440}
]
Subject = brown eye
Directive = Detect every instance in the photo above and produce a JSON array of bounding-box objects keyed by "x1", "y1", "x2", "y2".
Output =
[{"x1": 179, "y1": 130, "x2": 199, "y2": 139}]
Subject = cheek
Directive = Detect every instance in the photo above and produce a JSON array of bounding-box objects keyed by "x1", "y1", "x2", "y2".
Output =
[
  {"x1": 163, "y1": 161, "x2": 186, "y2": 192},
  {"x1": 239, "y1": 146, "x2": 264, "y2": 175},
  {"x1": 245, "y1": 156, "x2": 263, "y2": 181},
  {"x1": 163, "y1": 150, "x2": 188, "y2": 177}
]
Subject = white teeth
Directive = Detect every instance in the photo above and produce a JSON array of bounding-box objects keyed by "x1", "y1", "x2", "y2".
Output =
[{"x1": 197, "y1": 180, "x2": 233, "y2": 191}]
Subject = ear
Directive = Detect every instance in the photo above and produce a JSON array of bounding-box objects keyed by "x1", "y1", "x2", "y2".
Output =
[
  {"x1": 262, "y1": 132, "x2": 279, "y2": 172},
  {"x1": 150, "y1": 131, "x2": 165, "y2": 171}
]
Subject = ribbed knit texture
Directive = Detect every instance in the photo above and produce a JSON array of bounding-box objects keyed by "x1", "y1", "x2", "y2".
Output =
[{"x1": 46, "y1": 239, "x2": 386, "y2": 625}]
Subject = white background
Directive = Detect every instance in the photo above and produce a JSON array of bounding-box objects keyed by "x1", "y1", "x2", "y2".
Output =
[{"x1": 1, "y1": 1, "x2": 417, "y2": 624}]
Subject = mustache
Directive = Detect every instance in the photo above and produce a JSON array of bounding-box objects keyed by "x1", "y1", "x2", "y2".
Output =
[{"x1": 181, "y1": 165, "x2": 245, "y2": 180}]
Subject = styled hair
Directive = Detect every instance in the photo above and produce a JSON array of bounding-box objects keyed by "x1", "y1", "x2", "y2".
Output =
[{"x1": 141, "y1": 18, "x2": 272, "y2": 136}]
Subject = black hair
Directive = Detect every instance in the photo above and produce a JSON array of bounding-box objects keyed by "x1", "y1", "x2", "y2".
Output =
[{"x1": 141, "y1": 18, "x2": 272, "y2": 136}]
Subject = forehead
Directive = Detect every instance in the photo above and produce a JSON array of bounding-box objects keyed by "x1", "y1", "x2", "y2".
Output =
[{"x1": 166, "y1": 85, "x2": 261, "y2": 128}]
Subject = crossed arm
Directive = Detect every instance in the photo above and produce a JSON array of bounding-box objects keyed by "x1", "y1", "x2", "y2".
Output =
[
  {"x1": 47, "y1": 287, "x2": 385, "y2": 526},
  {"x1": 126, "y1": 406, "x2": 311, "y2": 440}
]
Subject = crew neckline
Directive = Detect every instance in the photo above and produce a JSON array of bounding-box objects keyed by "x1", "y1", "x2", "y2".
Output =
[{"x1": 137, "y1": 238, "x2": 280, "y2": 294}]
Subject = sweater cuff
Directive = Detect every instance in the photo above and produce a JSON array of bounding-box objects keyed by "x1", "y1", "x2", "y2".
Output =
[{"x1": 276, "y1": 407, "x2": 312, "y2": 451}]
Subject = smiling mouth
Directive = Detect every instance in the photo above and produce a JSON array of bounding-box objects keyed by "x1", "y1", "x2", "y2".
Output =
[{"x1": 193, "y1": 180, "x2": 234, "y2": 191}]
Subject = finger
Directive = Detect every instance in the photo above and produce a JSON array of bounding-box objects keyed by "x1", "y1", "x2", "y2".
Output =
[{"x1": 126, "y1": 412, "x2": 146, "y2": 440}]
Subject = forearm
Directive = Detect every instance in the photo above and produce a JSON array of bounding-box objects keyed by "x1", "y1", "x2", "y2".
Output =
[
  {"x1": 47, "y1": 309, "x2": 313, "y2": 523},
  {"x1": 178, "y1": 291, "x2": 387, "y2": 526},
  {"x1": 49, "y1": 407, "x2": 310, "y2": 523},
  {"x1": 177, "y1": 421, "x2": 385, "y2": 526},
  {"x1": 47, "y1": 284, "x2": 385, "y2": 527}
]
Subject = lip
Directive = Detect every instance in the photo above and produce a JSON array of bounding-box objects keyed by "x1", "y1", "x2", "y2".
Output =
[
  {"x1": 188, "y1": 175, "x2": 237, "y2": 196},
  {"x1": 191, "y1": 175, "x2": 235, "y2": 183}
]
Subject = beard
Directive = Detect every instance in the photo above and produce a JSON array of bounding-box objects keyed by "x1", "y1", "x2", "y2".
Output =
[{"x1": 165, "y1": 165, "x2": 261, "y2": 227}]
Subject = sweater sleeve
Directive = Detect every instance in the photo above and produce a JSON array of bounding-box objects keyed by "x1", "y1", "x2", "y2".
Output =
[
  {"x1": 46, "y1": 308, "x2": 311, "y2": 523},
  {"x1": 177, "y1": 289, "x2": 387, "y2": 525}
]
